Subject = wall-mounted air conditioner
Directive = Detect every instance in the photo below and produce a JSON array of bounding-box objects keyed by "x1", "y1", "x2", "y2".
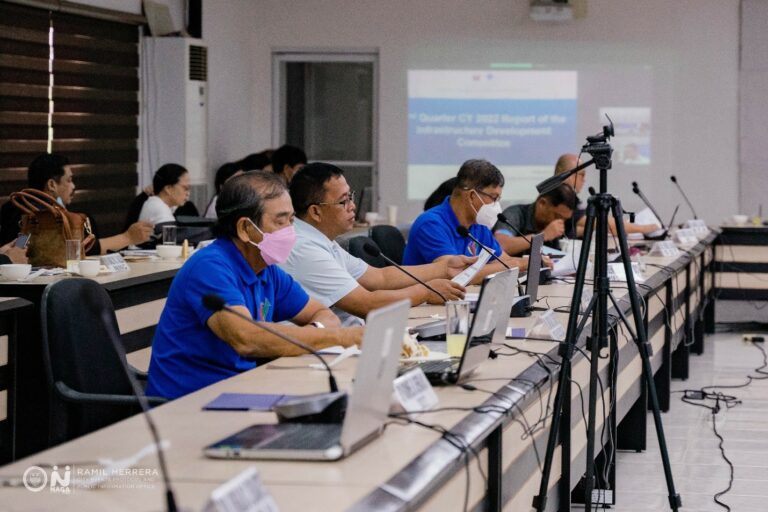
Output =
[{"x1": 141, "y1": 37, "x2": 209, "y2": 208}]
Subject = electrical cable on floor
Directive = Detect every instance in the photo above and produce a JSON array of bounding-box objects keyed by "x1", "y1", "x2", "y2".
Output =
[{"x1": 671, "y1": 339, "x2": 767, "y2": 511}]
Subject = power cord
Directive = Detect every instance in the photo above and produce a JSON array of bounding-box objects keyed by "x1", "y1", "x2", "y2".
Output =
[{"x1": 672, "y1": 339, "x2": 768, "y2": 511}]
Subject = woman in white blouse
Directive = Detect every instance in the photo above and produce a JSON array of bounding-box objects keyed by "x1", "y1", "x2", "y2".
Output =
[{"x1": 139, "y1": 164, "x2": 191, "y2": 225}]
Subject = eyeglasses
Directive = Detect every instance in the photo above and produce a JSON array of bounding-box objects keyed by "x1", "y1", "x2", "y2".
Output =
[
  {"x1": 314, "y1": 190, "x2": 356, "y2": 210},
  {"x1": 469, "y1": 188, "x2": 501, "y2": 203}
]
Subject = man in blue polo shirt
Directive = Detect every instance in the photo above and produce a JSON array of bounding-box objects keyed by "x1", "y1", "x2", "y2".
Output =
[
  {"x1": 146, "y1": 171, "x2": 362, "y2": 400},
  {"x1": 403, "y1": 159, "x2": 526, "y2": 279}
]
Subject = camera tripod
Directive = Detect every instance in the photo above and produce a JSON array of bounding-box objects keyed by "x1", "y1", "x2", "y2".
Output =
[{"x1": 532, "y1": 138, "x2": 682, "y2": 512}]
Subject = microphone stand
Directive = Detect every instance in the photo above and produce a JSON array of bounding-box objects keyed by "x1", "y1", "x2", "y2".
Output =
[
  {"x1": 203, "y1": 294, "x2": 339, "y2": 393},
  {"x1": 362, "y1": 242, "x2": 446, "y2": 301},
  {"x1": 100, "y1": 310, "x2": 179, "y2": 512},
  {"x1": 670, "y1": 176, "x2": 698, "y2": 219}
]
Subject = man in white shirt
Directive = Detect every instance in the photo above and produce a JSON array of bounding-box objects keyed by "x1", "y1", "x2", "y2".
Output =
[{"x1": 280, "y1": 163, "x2": 473, "y2": 326}]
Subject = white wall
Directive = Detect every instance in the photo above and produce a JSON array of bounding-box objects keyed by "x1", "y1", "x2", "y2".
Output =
[
  {"x1": 740, "y1": 0, "x2": 768, "y2": 218},
  {"x1": 202, "y1": 0, "x2": 740, "y2": 224}
]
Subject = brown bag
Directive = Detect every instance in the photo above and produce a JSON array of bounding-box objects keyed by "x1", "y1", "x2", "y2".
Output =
[{"x1": 10, "y1": 189, "x2": 96, "y2": 268}]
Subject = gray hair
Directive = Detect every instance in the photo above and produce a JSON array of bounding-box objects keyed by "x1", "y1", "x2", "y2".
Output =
[{"x1": 213, "y1": 170, "x2": 287, "y2": 238}]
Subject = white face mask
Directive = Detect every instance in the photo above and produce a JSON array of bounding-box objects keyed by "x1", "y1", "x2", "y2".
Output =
[
  {"x1": 55, "y1": 196, "x2": 65, "y2": 207},
  {"x1": 471, "y1": 192, "x2": 502, "y2": 229}
]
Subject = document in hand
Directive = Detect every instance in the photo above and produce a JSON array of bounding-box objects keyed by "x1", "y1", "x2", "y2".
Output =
[{"x1": 451, "y1": 250, "x2": 492, "y2": 286}]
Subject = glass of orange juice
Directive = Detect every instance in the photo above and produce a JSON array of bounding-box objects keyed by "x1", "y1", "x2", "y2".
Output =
[{"x1": 446, "y1": 300, "x2": 471, "y2": 357}]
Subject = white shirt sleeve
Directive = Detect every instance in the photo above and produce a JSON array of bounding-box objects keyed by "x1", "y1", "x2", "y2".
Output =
[
  {"x1": 335, "y1": 242, "x2": 369, "y2": 280},
  {"x1": 281, "y1": 240, "x2": 362, "y2": 308},
  {"x1": 204, "y1": 196, "x2": 218, "y2": 219},
  {"x1": 139, "y1": 196, "x2": 176, "y2": 225}
]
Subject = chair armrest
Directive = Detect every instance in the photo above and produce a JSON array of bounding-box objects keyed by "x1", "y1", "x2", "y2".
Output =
[{"x1": 55, "y1": 381, "x2": 167, "y2": 406}]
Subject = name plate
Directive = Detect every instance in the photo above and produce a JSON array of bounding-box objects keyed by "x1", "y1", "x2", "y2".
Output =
[
  {"x1": 608, "y1": 262, "x2": 646, "y2": 283},
  {"x1": 204, "y1": 466, "x2": 279, "y2": 512},
  {"x1": 393, "y1": 367, "x2": 438, "y2": 413},
  {"x1": 649, "y1": 240, "x2": 680, "y2": 257},
  {"x1": 101, "y1": 254, "x2": 130, "y2": 273},
  {"x1": 530, "y1": 309, "x2": 565, "y2": 341},
  {"x1": 684, "y1": 219, "x2": 709, "y2": 238},
  {"x1": 673, "y1": 228, "x2": 698, "y2": 246}
]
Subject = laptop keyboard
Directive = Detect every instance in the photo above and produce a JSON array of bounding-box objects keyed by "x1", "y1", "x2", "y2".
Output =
[
  {"x1": 418, "y1": 359, "x2": 460, "y2": 374},
  {"x1": 260, "y1": 423, "x2": 342, "y2": 450}
]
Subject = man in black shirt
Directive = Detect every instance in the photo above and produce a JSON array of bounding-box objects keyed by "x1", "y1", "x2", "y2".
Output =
[{"x1": 493, "y1": 183, "x2": 577, "y2": 254}]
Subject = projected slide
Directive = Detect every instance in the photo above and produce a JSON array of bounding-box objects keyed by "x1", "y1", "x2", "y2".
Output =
[
  {"x1": 599, "y1": 107, "x2": 651, "y2": 165},
  {"x1": 408, "y1": 70, "x2": 578, "y2": 201}
]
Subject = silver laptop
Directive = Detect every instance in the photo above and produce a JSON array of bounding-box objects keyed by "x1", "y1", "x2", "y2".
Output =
[
  {"x1": 203, "y1": 299, "x2": 410, "y2": 461},
  {"x1": 408, "y1": 269, "x2": 516, "y2": 385}
]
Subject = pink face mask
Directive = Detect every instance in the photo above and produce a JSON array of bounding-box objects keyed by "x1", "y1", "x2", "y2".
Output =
[{"x1": 247, "y1": 219, "x2": 296, "y2": 265}]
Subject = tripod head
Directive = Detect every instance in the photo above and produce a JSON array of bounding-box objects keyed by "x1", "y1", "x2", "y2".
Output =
[
  {"x1": 582, "y1": 118, "x2": 614, "y2": 171},
  {"x1": 535, "y1": 117, "x2": 615, "y2": 195}
]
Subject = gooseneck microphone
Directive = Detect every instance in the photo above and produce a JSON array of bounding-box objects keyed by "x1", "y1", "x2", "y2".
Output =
[
  {"x1": 362, "y1": 242, "x2": 446, "y2": 302},
  {"x1": 631, "y1": 181, "x2": 666, "y2": 229},
  {"x1": 202, "y1": 294, "x2": 339, "y2": 393},
  {"x1": 99, "y1": 309, "x2": 178, "y2": 512},
  {"x1": 669, "y1": 175, "x2": 698, "y2": 219},
  {"x1": 456, "y1": 226, "x2": 511, "y2": 270},
  {"x1": 495, "y1": 213, "x2": 533, "y2": 247}
]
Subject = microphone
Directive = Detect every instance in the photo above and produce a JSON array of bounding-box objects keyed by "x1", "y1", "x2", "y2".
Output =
[
  {"x1": 670, "y1": 175, "x2": 698, "y2": 219},
  {"x1": 588, "y1": 186, "x2": 597, "y2": 197},
  {"x1": 631, "y1": 181, "x2": 666, "y2": 229},
  {"x1": 202, "y1": 294, "x2": 339, "y2": 393},
  {"x1": 99, "y1": 309, "x2": 178, "y2": 512},
  {"x1": 362, "y1": 242, "x2": 446, "y2": 302},
  {"x1": 456, "y1": 226, "x2": 511, "y2": 270},
  {"x1": 495, "y1": 213, "x2": 533, "y2": 247}
]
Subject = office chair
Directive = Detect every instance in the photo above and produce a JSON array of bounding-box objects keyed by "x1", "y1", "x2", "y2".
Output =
[
  {"x1": 122, "y1": 192, "x2": 150, "y2": 232},
  {"x1": 369, "y1": 225, "x2": 406, "y2": 265},
  {"x1": 40, "y1": 279, "x2": 167, "y2": 445},
  {"x1": 347, "y1": 236, "x2": 388, "y2": 268}
]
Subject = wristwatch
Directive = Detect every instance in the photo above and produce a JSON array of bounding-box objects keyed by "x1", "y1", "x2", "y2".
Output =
[{"x1": 310, "y1": 321, "x2": 325, "y2": 329}]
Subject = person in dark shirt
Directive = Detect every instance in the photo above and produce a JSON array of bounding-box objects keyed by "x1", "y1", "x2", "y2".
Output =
[
  {"x1": 424, "y1": 177, "x2": 458, "y2": 211},
  {"x1": 493, "y1": 183, "x2": 578, "y2": 254},
  {"x1": 0, "y1": 153, "x2": 153, "y2": 254},
  {"x1": 271, "y1": 145, "x2": 307, "y2": 184},
  {"x1": 554, "y1": 153, "x2": 660, "y2": 237}
]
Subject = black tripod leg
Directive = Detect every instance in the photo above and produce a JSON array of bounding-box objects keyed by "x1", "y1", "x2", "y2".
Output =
[
  {"x1": 583, "y1": 196, "x2": 613, "y2": 512},
  {"x1": 533, "y1": 205, "x2": 597, "y2": 512},
  {"x1": 611, "y1": 199, "x2": 682, "y2": 511}
]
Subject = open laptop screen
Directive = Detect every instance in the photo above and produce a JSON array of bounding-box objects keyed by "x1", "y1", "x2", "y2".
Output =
[{"x1": 526, "y1": 233, "x2": 545, "y2": 303}]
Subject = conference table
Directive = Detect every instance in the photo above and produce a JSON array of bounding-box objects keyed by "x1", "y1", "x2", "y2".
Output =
[
  {"x1": 706, "y1": 223, "x2": 768, "y2": 328},
  {"x1": 0, "y1": 235, "x2": 715, "y2": 511},
  {"x1": 0, "y1": 259, "x2": 183, "y2": 461}
]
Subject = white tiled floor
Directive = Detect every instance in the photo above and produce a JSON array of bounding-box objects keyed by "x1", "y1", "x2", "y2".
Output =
[{"x1": 612, "y1": 332, "x2": 768, "y2": 512}]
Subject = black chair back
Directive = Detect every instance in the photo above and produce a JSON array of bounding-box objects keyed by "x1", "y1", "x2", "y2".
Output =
[
  {"x1": 347, "y1": 236, "x2": 388, "y2": 268},
  {"x1": 40, "y1": 279, "x2": 139, "y2": 444},
  {"x1": 122, "y1": 192, "x2": 149, "y2": 232},
  {"x1": 370, "y1": 225, "x2": 406, "y2": 265}
]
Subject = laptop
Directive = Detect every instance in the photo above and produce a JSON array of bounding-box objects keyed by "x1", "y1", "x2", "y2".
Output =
[
  {"x1": 405, "y1": 269, "x2": 516, "y2": 385},
  {"x1": 523, "y1": 233, "x2": 544, "y2": 303},
  {"x1": 203, "y1": 299, "x2": 410, "y2": 461}
]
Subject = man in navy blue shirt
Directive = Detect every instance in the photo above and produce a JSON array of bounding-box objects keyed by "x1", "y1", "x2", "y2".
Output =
[
  {"x1": 146, "y1": 171, "x2": 362, "y2": 399},
  {"x1": 403, "y1": 159, "x2": 526, "y2": 280}
]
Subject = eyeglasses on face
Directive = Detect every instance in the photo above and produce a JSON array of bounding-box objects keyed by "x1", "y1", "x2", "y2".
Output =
[
  {"x1": 314, "y1": 190, "x2": 356, "y2": 209},
  {"x1": 468, "y1": 188, "x2": 500, "y2": 203}
]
